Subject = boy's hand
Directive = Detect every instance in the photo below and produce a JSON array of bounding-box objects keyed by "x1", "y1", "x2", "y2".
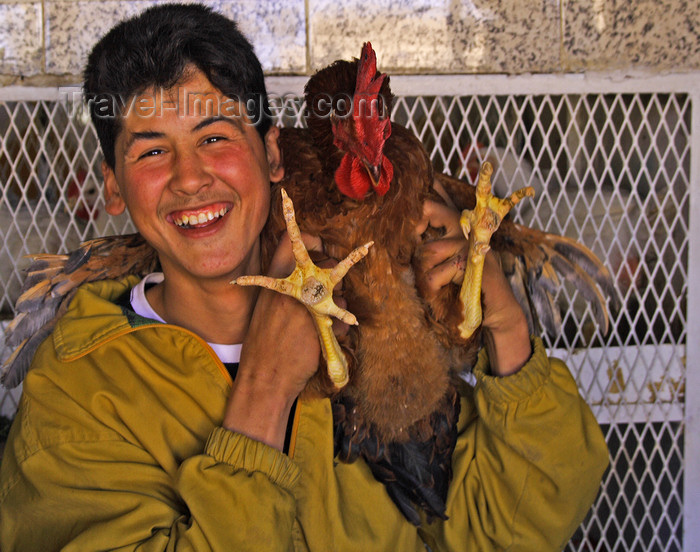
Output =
[
  {"x1": 417, "y1": 200, "x2": 531, "y2": 376},
  {"x1": 223, "y1": 232, "x2": 323, "y2": 450}
]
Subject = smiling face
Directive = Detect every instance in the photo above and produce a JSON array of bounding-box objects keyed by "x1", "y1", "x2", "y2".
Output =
[{"x1": 102, "y1": 69, "x2": 283, "y2": 287}]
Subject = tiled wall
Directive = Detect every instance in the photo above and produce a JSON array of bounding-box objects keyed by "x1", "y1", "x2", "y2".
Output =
[{"x1": 0, "y1": 0, "x2": 699, "y2": 85}]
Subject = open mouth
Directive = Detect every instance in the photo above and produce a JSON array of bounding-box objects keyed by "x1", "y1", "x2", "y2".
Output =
[{"x1": 171, "y1": 204, "x2": 231, "y2": 229}]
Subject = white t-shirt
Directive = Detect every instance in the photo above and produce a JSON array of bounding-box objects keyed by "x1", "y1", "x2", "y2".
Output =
[{"x1": 129, "y1": 272, "x2": 242, "y2": 364}]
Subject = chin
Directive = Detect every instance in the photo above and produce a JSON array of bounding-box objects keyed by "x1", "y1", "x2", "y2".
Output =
[{"x1": 200, "y1": 252, "x2": 258, "y2": 281}]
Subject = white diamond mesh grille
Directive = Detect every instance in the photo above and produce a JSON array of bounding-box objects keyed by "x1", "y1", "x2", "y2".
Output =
[{"x1": 0, "y1": 86, "x2": 691, "y2": 551}]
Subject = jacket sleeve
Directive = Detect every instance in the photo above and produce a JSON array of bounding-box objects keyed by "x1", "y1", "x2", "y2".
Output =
[
  {"x1": 0, "y1": 410, "x2": 300, "y2": 551},
  {"x1": 420, "y1": 337, "x2": 609, "y2": 552}
]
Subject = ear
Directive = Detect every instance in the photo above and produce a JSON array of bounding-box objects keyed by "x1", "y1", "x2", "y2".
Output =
[
  {"x1": 102, "y1": 161, "x2": 127, "y2": 216},
  {"x1": 264, "y1": 126, "x2": 284, "y2": 183}
]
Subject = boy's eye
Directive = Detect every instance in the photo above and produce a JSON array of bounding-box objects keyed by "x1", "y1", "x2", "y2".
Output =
[{"x1": 138, "y1": 149, "x2": 164, "y2": 160}]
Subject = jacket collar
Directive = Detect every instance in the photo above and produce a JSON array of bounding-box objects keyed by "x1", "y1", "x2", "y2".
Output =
[{"x1": 52, "y1": 276, "x2": 161, "y2": 362}]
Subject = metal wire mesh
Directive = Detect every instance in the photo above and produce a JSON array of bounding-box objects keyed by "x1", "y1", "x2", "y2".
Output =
[
  {"x1": 0, "y1": 87, "x2": 691, "y2": 551},
  {"x1": 0, "y1": 97, "x2": 135, "y2": 315}
]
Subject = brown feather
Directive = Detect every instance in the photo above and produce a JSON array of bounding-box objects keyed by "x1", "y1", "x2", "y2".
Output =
[{"x1": 1, "y1": 233, "x2": 158, "y2": 387}]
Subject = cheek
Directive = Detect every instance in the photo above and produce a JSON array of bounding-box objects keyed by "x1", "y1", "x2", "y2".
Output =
[
  {"x1": 117, "y1": 173, "x2": 164, "y2": 225},
  {"x1": 123, "y1": 177, "x2": 157, "y2": 208},
  {"x1": 216, "y1": 156, "x2": 272, "y2": 221},
  {"x1": 251, "y1": 186, "x2": 271, "y2": 232}
]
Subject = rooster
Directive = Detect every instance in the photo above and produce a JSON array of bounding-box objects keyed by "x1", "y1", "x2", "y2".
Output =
[{"x1": 1, "y1": 43, "x2": 616, "y2": 525}]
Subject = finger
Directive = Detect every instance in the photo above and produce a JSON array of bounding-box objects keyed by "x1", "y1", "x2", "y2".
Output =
[
  {"x1": 268, "y1": 232, "x2": 324, "y2": 278},
  {"x1": 481, "y1": 252, "x2": 527, "y2": 331},
  {"x1": 416, "y1": 200, "x2": 463, "y2": 238},
  {"x1": 421, "y1": 251, "x2": 468, "y2": 296},
  {"x1": 417, "y1": 238, "x2": 466, "y2": 273},
  {"x1": 481, "y1": 251, "x2": 511, "y2": 300},
  {"x1": 431, "y1": 176, "x2": 457, "y2": 209},
  {"x1": 302, "y1": 233, "x2": 324, "y2": 254},
  {"x1": 275, "y1": 231, "x2": 324, "y2": 258},
  {"x1": 480, "y1": 252, "x2": 517, "y2": 314}
]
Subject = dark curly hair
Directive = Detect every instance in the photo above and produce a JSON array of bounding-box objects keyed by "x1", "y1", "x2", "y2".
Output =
[{"x1": 83, "y1": 3, "x2": 272, "y2": 169}]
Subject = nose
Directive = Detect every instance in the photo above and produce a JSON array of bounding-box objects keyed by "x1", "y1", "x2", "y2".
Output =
[{"x1": 170, "y1": 150, "x2": 213, "y2": 195}]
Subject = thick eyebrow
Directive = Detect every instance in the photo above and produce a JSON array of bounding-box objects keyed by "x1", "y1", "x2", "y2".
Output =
[
  {"x1": 123, "y1": 116, "x2": 244, "y2": 153},
  {"x1": 192, "y1": 115, "x2": 245, "y2": 133},
  {"x1": 123, "y1": 130, "x2": 164, "y2": 152}
]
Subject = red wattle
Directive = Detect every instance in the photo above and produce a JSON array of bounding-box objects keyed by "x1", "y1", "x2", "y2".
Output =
[
  {"x1": 374, "y1": 157, "x2": 394, "y2": 196},
  {"x1": 335, "y1": 154, "x2": 370, "y2": 200}
]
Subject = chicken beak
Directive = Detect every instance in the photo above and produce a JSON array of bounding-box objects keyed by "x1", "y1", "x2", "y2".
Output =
[{"x1": 364, "y1": 162, "x2": 382, "y2": 188}]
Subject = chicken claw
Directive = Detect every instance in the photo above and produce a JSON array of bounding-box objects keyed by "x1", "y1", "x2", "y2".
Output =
[
  {"x1": 232, "y1": 188, "x2": 373, "y2": 388},
  {"x1": 458, "y1": 162, "x2": 534, "y2": 339}
]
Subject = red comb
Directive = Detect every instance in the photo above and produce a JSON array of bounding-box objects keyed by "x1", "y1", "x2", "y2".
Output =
[{"x1": 355, "y1": 42, "x2": 385, "y2": 96}]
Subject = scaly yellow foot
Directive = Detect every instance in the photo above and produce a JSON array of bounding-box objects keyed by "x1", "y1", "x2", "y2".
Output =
[
  {"x1": 458, "y1": 161, "x2": 534, "y2": 339},
  {"x1": 232, "y1": 188, "x2": 373, "y2": 388}
]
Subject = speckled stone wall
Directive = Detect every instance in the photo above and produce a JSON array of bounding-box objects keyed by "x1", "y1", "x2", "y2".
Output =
[{"x1": 0, "y1": 0, "x2": 699, "y2": 85}]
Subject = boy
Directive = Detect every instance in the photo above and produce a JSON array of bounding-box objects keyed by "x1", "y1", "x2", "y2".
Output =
[{"x1": 0, "y1": 4, "x2": 607, "y2": 550}]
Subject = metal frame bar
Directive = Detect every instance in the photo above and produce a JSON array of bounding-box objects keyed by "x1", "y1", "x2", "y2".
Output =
[
  {"x1": 2, "y1": 73, "x2": 698, "y2": 102},
  {"x1": 683, "y1": 85, "x2": 700, "y2": 552}
]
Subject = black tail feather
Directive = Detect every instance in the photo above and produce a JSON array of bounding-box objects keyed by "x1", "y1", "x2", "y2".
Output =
[{"x1": 332, "y1": 389, "x2": 460, "y2": 526}]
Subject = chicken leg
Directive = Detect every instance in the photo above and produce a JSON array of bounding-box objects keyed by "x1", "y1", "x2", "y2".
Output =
[
  {"x1": 232, "y1": 188, "x2": 373, "y2": 388},
  {"x1": 458, "y1": 162, "x2": 534, "y2": 339}
]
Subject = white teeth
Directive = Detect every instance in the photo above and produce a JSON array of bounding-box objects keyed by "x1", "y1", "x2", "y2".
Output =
[{"x1": 174, "y1": 206, "x2": 229, "y2": 228}]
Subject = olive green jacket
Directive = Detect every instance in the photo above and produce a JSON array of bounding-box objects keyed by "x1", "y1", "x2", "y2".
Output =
[{"x1": 0, "y1": 277, "x2": 608, "y2": 551}]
